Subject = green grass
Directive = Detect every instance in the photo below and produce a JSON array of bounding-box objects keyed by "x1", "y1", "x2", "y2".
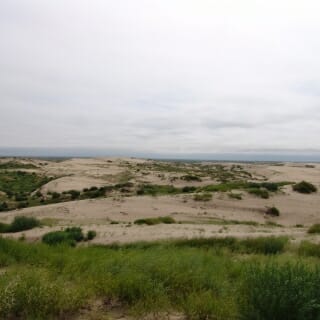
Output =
[
  {"x1": 42, "y1": 227, "x2": 86, "y2": 246},
  {"x1": 0, "y1": 236, "x2": 319, "y2": 319},
  {"x1": 0, "y1": 216, "x2": 40, "y2": 233},
  {"x1": 0, "y1": 171, "x2": 52, "y2": 196},
  {"x1": 193, "y1": 192, "x2": 212, "y2": 201},
  {"x1": 307, "y1": 224, "x2": 320, "y2": 234},
  {"x1": 0, "y1": 161, "x2": 38, "y2": 170},
  {"x1": 136, "y1": 184, "x2": 180, "y2": 196},
  {"x1": 134, "y1": 216, "x2": 176, "y2": 225}
]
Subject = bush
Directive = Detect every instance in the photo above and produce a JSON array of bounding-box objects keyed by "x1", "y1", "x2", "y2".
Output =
[
  {"x1": 7, "y1": 216, "x2": 40, "y2": 233},
  {"x1": 182, "y1": 186, "x2": 197, "y2": 193},
  {"x1": 240, "y1": 263, "x2": 320, "y2": 319},
  {"x1": 293, "y1": 181, "x2": 317, "y2": 194},
  {"x1": 42, "y1": 227, "x2": 85, "y2": 246},
  {"x1": 265, "y1": 206, "x2": 280, "y2": 216},
  {"x1": 298, "y1": 241, "x2": 320, "y2": 258},
  {"x1": 307, "y1": 224, "x2": 320, "y2": 234},
  {"x1": 248, "y1": 188, "x2": 269, "y2": 199},
  {"x1": 86, "y1": 230, "x2": 97, "y2": 240},
  {"x1": 194, "y1": 192, "x2": 212, "y2": 201},
  {"x1": 181, "y1": 174, "x2": 202, "y2": 182},
  {"x1": 134, "y1": 216, "x2": 176, "y2": 225}
]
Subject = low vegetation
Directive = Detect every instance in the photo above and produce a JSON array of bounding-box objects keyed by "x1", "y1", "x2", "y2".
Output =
[
  {"x1": 1, "y1": 236, "x2": 320, "y2": 319},
  {"x1": 307, "y1": 223, "x2": 320, "y2": 234},
  {"x1": 194, "y1": 192, "x2": 213, "y2": 201},
  {"x1": 0, "y1": 161, "x2": 38, "y2": 170},
  {"x1": 265, "y1": 206, "x2": 280, "y2": 216},
  {"x1": 293, "y1": 181, "x2": 317, "y2": 194},
  {"x1": 0, "y1": 216, "x2": 40, "y2": 233},
  {"x1": 134, "y1": 216, "x2": 176, "y2": 225},
  {"x1": 42, "y1": 227, "x2": 96, "y2": 246}
]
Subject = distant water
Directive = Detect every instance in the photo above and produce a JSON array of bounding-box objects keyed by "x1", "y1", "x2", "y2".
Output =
[{"x1": 1, "y1": 147, "x2": 320, "y2": 163}]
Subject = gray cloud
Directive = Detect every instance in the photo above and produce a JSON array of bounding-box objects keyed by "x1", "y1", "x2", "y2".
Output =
[{"x1": 1, "y1": 0, "x2": 320, "y2": 155}]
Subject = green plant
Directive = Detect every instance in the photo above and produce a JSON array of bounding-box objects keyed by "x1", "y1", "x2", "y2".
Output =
[
  {"x1": 42, "y1": 227, "x2": 85, "y2": 246},
  {"x1": 134, "y1": 216, "x2": 176, "y2": 225},
  {"x1": 265, "y1": 206, "x2": 280, "y2": 216},
  {"x1": 6, "y1": 216, "x2": 40, "y2": 233},
  {"x1": 240, "y1": 263, "x2": 320, "y2": 320},
  {"x1": 308, "y1": 224, "x2": 320, "y2": 234},
  {"x1": 293, "y1": 181, "x2": 317, "y2": 194},
  {"x1": 228, "y1": 193, "x2": 242, "y2": 200},
  {"x1": 86, "y1": 230, "x2": 97, "y2": 240},
  {"x1": 194, "y1": 192, "x2": 212, "y2": 201}
]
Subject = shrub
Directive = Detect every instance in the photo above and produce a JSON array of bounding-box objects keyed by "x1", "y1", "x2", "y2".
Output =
[
  {"x1": 228, "y1": 193, "x2": 242, "y2": 200},
  {"x1": 265, "y1": 206, "x2": 280, "y2": 216},
  {"x1": 240, "y1": 263, "x2": 320, "y2": 320},
  {"x1": 293, "y1": 181, "x2": 317, "y2": 194},
  {"x1": 307, "y1": 224, "x2": 320, "y2": 234},
  {"x1": 248, "y1": 188, "x2": 269, "y2": 199},
  {"x1": 182, "y1": 186, "x2": 197, "y2": 193},
  {"x1": 194, "y1": 192, "x2": 212, "y2": 201},
  {"x1": 7, "y1": 216, "x2": 40, "y2": 233},
  {"x1": 181, "y1": 174, "x2": 202, "y2": 182},
  {"x1": 86, "y1": 230, "x2": 97, "y2": 240},
  {"x1": 298, "y1": 241, "x2": 320, "y2": 258},
  {"x1": 0, "y1": 202, "x2": 8, "y2": 212},
  {"x1": 42, "y1": 227, "x2": 85, "y2": 246},
  {"x1": 42, "y1": 231, "x2": 76, "y2": 246},
  {"x1": 134, "y1": 216, "x2": 176, "y2": 225}
]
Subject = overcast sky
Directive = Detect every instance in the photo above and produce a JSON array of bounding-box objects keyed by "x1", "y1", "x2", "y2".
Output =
[{"x1": 1, "y1": 0, "x2": 320, "y2": 156}]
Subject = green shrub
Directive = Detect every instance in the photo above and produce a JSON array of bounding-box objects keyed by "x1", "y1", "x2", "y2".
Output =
[
  {"x1": 228, "y1": 193, "x2": 242, "y2": 200},
  {"x1": 42, "y1": 227, "x2": 85, "y2": 246},
  {"x1": 293, "y1": 181, "x2": 317, "y2": 194},
  {"x1": 240, "y1": 263, "x2": 320, "y2": 319},
  {"x1": 182, "y1": 186, "x2": 197, "y2": 193},
  {"x1": 265, "y1": 206, "x2": 280, "y2": 216},
  {"x1": 239, "y1": 237, "x2": 287, "y2": 255},
  {"x1": 194, "y1": 192, "x2": 212, "y2": 201},
  {"x1": 86, "y1": 230, "x2": 97, "y2": 240},
  {"x1": 298, "y1": 241, "x2": 320, "y2": 258},
  {"x1": 7, "y1": 216, "x2": 40, "y2": 233},
  {"x1": 248, "y1": 188, "x2": 269, "y2": 199},
  {"x1": 181, "y1": 174, "x2": 202, "y2": 182},
  {"x1": 134, "y1": 216, "x2": 176, "y2": 225},
  {"x1": 307, "y1": 224, "x2": 320, "y2": 234}
]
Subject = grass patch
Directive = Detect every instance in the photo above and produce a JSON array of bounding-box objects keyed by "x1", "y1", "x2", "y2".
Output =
[
  {"x1": 134, "y1": 216, "x2": 176, "y2": 225},
  {"x1": 0, "y1": 216, "x2": 40, "y2": 233},
  {"x1": 228, "y1": 192, "x2": 242, "y2": 200},
  {"x1": 42, "y1": 227, "x2": 88, "y2": 246},
  {"x1": 293, "y1": 181, "x2": 317, "y2": 194},
  {"x1": 194, "y1": 192, "x2": 212, "y2": 201},
  {"x1": 307, "y1": 224, "x2": 320, "y2": 234},
  {"x1": 265, "y1": 206, "x2": 280, "y2": 216},
  {"x1": 0, "y1": 236, "x2": 317, "y2": 319},
  {"x1": 136, "y1": 184, "x2": 180, "y2": 196},
  {"x1": 0, "y1": 161, "x2": 38, "y2": 170}
]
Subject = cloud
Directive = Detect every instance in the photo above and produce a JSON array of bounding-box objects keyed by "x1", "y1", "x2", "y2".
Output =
[{"x1": 1, "y1": 0, "x2": 320, "y2": 155}]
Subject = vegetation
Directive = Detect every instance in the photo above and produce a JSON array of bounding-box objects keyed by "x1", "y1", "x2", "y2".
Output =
[
  {"x1": 265, "y1": 206, "x2": 280, "y2": 216},
  {"x1": 0, "y1": 161, "x2": 38, "y2": 170},
  {"x1": 42, "y1": 227, "x2": 86, "y2": 246},
  {"x1": 194, "y1": 192, "x2": 213, "y2": 201},
  {"x1": 1, "y1": 236, "x2": 319, "y2": 319},
  {"x1": 0, "y1": 216, "x2": 40, "y2": 233},
  {"x1": 86, "y1": 230, "x2": 97, "y2": 240},
  {"x1": 228, "y1": 192, "x2": 242, "y2": 200},
  {"x1": 307, "y1": 224, "x2": 320, "y2": 234},
  {"x1": 134, "y1": 216, "x2": 176, "y2": 225},
  {"x1": 293, "y1": 181, "x2": 317, "y2": 194},
  {"x1": 136, "y1": 184, "x2": 179, "y2": 196}
]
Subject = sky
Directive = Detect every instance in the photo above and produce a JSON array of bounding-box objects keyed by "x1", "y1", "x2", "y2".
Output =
[{"x1": 1, "y1": 0, "x2": 320, "y2": 157}]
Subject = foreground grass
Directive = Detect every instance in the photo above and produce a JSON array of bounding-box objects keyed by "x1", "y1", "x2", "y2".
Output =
[{"x1": 1, "y1": 236, "x2": 320, "y2": 319}]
